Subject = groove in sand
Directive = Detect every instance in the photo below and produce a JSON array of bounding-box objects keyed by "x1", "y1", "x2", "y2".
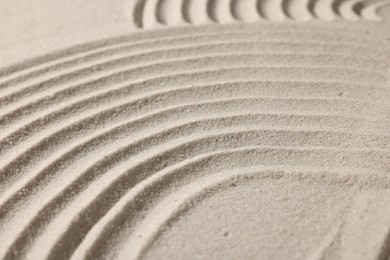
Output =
[{"x1": 1, "y1": 12, "x2": 390, "y2": 260}]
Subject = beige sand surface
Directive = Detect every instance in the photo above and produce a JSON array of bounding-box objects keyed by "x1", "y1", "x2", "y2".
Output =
[{"x1": 1, "y1": 0, "x2": 390, "y2": 259}]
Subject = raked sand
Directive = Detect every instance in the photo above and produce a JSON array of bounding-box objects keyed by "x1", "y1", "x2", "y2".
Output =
[{"x1": 0, "y1": 0, "x2": 390, "y2": 259}]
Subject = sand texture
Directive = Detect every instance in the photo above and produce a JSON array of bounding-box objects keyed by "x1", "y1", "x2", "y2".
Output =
[{"x1": 0, "y1": 0, "x2": 390, "y2": 259}]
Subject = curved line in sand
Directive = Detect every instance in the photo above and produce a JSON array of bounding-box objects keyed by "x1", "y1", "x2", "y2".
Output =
[
  {"x1": 1, "y1": 34, "x2": 387, "y2": 103},
  {"x1": 1, "y1": 58, "x2": 386, "y2": 161},
  {"x1": 1, "y1": 48, "x2": 387, "y2": 139},
  {"x1": 339, "y1": 0, "x2": 362, "y2": 21},
  {"x1": 1, "y1": 71, "x2": 388, "y2": 188},
  {"x1": 131, "y1": 0, "x2": 148, "y2": 28},
  {"x1": 4, "y1": 142, "x2": 390, "y2": 259},
  {"x1": 231, "y1": 0, "x2": 260, "y2": 21},
  {"x1": 125, "y1": 166, "x2": 390, "y2": 259},
  {"x1": 1, "y1": 61, "x2": 388, "y2": 254},
  {"x1": 360, "y1": 0, "x2": 390, "y2": 21},
  {"x1": 0, "y1": 19, "x2": 389, "y2": 259},
  {"x1": 66, "y1": 146, "x2": 389, "y2": 260},
  {"x1": 0, "y1": 24, "x2": 385, "y2": 83},
  {"x1": 126, "y1": 0, "x2": 388, "y2": 28},
  {"x1": 1, "y1": 40, "x2": 387, "y2": 122},
  {"x1": 2, "y1": 105, "x2": 389, "y2": 213},
  {"x1": 2, "y1": 39, "x2": 385, "y2": 100},
  {"x1": 2, "y1": 90, "x2": 389, "y2": 196}
]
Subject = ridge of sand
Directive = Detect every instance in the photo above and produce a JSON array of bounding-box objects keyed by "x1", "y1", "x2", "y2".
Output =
[
  {"x1": 128, "y1": 0, "x2": 390, "y2": 28},
  {"x1": 0, "y1": 1, "x2": 390, "y2": 260}
]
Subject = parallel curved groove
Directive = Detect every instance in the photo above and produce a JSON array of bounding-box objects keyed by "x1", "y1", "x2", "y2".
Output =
[
  {"x1": 124, "y1": 0, "x2": 389, "y2": 28},
  {"x1": 2, "y1": 90, "x2": 390, "y2": 198},
  {"x1": 2, "y1": 79, "x2": 390, "y2": 256},
  {"x1": 2, "y1": 36, "x2": 387, "y2": 108},
  {"x1": 3, "y1": 59, "x2": 386, "y2": 164},
  {"x1": 2, "y1": 105, "x2": 390, "y2": 217},
  {"x1": 4, "y1": 140, "x2": 390, "y2": 259},
  {"x1": 70, "y1": 165, "x2": 386, "y2": 260},
  {"x1": 1, "y1": 28, "x2": 387, "y2": 97},
  {"x1": 1, "y1": 78, "x2": 389, "y2": 190},
  {"x1": 0, "y1": 23, "x2": 385, "y2": 83},
  {"x1": 2, "y1": 92, "x2": 390, "y2": 255},
  {"x1": 1, "y1": 49, "x2": 387, "y2": 141},
  {"x1": 0, "y1": 21, "x2": 389, "y2": 260},
  {"x1": 0, "y1": 43, "x2": 387, "y2": 115},
  {"x1": 2, "y1": 107, "x2": 385, "y2": 209},
  {"x1": 65, "y1": 146, "x2": 390, "y2": 260},
  {"x1": 121, "y1": 166, "x2": 390, "y2": 260},
  {"x1": 0, "y1": 67, "x2": 386, "y2": 193},
  {"x1": 1, "y1": 75, "x2": 388, "y2": 207},
  {"x1": 1, "y1": 93, "x2": 388, "y2": 228}
]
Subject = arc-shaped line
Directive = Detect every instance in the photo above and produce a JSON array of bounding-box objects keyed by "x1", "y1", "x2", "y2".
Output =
[
  {"x1": 131, "y1": 0, "x2": 148, "y2": 28},
  {"x1": 0, "y1": 74, "x2": 386, "y2": 198},
  {"x1": 2, "y1": 75, "x2": 390, "y2": 217},
  {"x1": 1, "y1": 35, "x2": 386, "y2": 107},
  {"x1": 125, "y1": 168, "x2": 365, "y2": 259},
  {"x1": 0, "y1": 90, "x2": 390, "y2": 252},
  {"x1": 231, "y1": 0, "x2": 261, "y2": 21},
  {"x1": 281, "y1": 0, "x2": 292, "y2": 19},
  {"x1": 185, "y1": 0, "x2": 213, "y2": 24},
  {"x1": 2, "y1": 88, "x2": 390, "y2": 202},
  {"x1": 352, "y1": 0, "x2": 365, "y2": 15},
  {"x1": 1, "y1": 46, "x2": 387, "y2": 131},
  {"x1": 315, "y1": 0, "x2": 338, "y2": 20},
  {"x1": 181, "y1": 0, "x2": 191, "y2": 23},
  {"x1": 135, "y1": 174, "x2": 390, "y2": 260},
  {"x1": 1, "y1": 58, "x2": 386, "y2": 165},
  {"x1": 212, "y1": 0, "x2": 236, "y2": 24},
  {"x1": 0, "y1": 23, "x2": 384, "y2": 82},
  {"x1": 0, "y1": 27, "x2": 385, "y2": 95},
  {"x1": 1, "y1": 83, "x2": 388, "y2": 252},
  {"x1": 307, "y1": 0, "x2": 317, "y2": 17},
  {"x1": 360, "y1": 0, "x2": 390, "y2": 21},
  {"x1": 142, "y1": 0, "x2": 164, "y2": 28},
  {"x1": 1, "y1": 47, "x2": 387, "y2": 141},
  {"x1": 258, "y1": 0, "x2": 286, "y2": 20},
  {"x1": 339, "y1": 0, "x2": 361, "y2": 20},
  {"x1": 67, "y1": 146, "x2": 389, "y2": 260},
  {"x1": 174, "y1": 0, "x2": 189, "y2": 25},
  {"x1": 282, "y1": 0, "x2": 313, "y2": 20},
  {"x1": 331, "y1": 0, "x2": 348, "y2": 16},
  {"x1": 4, "y1": 140, "x2": 390, "y2": 259},
  {"x1": 157, "y1": 0, "x2": 194, "y2": 26},
  {"x1": 1, "y1": 70, "x2": 388, "y2": 188},
  {"x1": 2, "y1": 104, "x2": 390, "y2": 218},
  {"x1": 88, "y1": 168, "x2": 276, "y2": 259},
  {"x1": 207, "y1": 0, "x2": 219, "y2": 22}
]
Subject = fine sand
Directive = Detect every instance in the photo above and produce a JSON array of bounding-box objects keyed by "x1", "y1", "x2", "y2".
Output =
[{"x1": 1, "y1": 1, "x2": 390, "y2": 260}]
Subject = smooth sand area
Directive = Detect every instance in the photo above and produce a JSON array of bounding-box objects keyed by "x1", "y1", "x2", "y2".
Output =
[{"x1": 0, "y1": 0, "x2": 390, "y2": 259}]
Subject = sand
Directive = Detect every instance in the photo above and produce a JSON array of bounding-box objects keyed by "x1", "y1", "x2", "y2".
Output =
[{"x1": 0, "y1": 0, "x2": 390, "y2": 259}]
